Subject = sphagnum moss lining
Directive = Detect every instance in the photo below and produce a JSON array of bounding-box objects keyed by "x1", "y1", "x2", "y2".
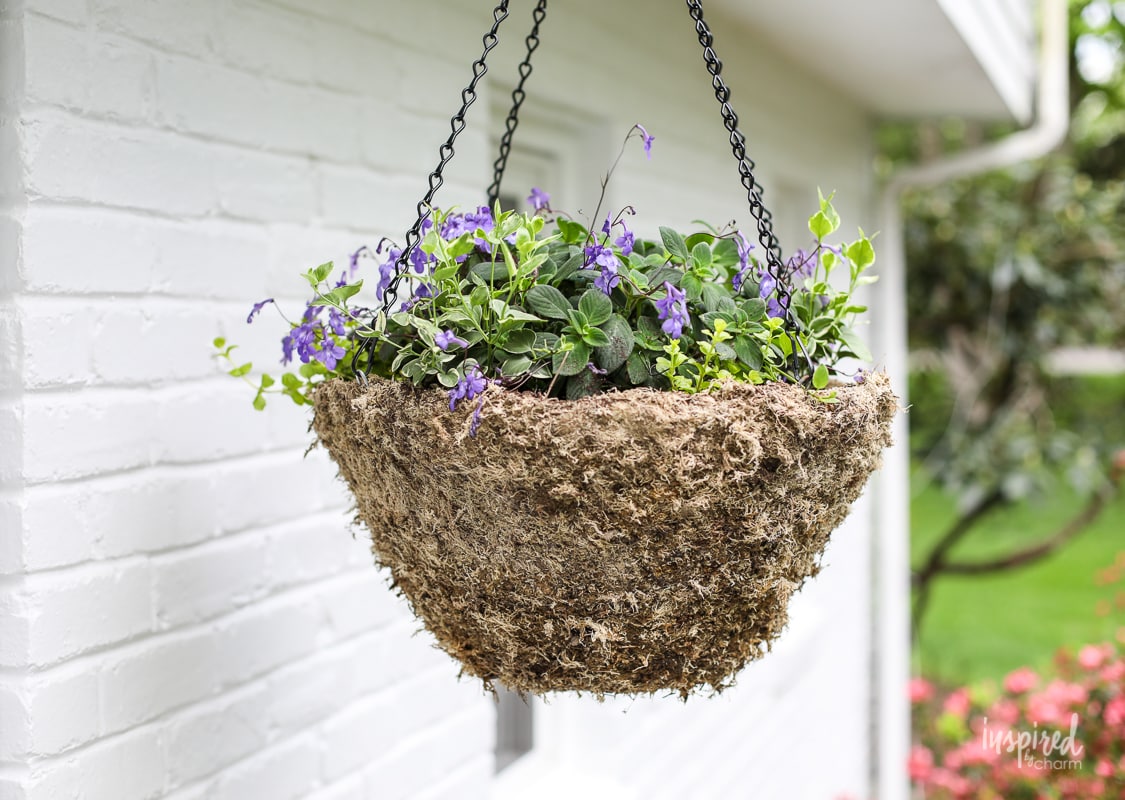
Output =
[{"x1": 312, "y1": 372, "x2": 896, "y2": 697}]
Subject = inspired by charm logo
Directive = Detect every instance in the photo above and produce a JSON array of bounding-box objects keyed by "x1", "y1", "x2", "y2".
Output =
[{"x1": 981, "y1": 713, "x2": 1085, "y2": 769}]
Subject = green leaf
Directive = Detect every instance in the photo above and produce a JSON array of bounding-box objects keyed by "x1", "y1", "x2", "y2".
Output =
[
  {"x1": 741, "y1": 297, "x2": 767, "y2": 321},
  {"x1": 505, "y1": 329, "x2": 536, "y2": 354},
  {"x1": 313, "y1": 262, "x2": 333, "y2": 284},
  {"x1": 213, "y1": 337, "x2": 226, "y2": 349},
  {"x1": 840, "y1": 326, "x2": 873, "y2": 361},
  {"x1": 252, "y1": 393, "x2": 267, "y2": 411},
  {"x1": 556, "y1": 218, "x2": 588, "y2": 245},
  {"x1": 281, "y1": 373, "x2": 302, "y2": 388},
  {"x1": 700, "y1": 281, "x2": 728, "y2": 313},
  {"x1": 578, "y1": 289, "x2": 613, "y2": 326},
  {"x1": 437, "y1": 370, "x2": 460, "y2": 388},
  {"x1": 525, "y1": 284, "x2": 572, "y2": 320},
  {"x1": 808, "y1": 211, "x2": 834, "y2": 240},
  {"x1": 551, "y1": 251, "x2": 584, "y2": 285},
  {"x1": 581, "y1": 327, "x2": 611, "y2": 347},
  {"x1": 680, "y1": 272, "x2": 704, "y2": 302},
  {"x1": 684, "y1": 232, "x2": 715, "y2": 251},
  {"x1": 228, "y1": 362, "x2": 252, "y2": 378},
  {"x1": 626, "y1": 352, "x2": 651, "y2": 384},
  {"x1": 845, "y1": 234, "x2": 876, "y2": 270},
  {"x1": 552, "y1": 340, "x2": 590, "y2": 376},
  {"x1": 729, "y1": 335, "x2": 765, "y2": 369},
  {"x1": 659, "y1": 227, "x2": 690, "y2": 264},
  {"x1": 813, "y1": 363, "x2": 830, "y2": 390},
  {"x1": 594, "y1": 315, "x2": 634, "y2": 372},
  {"x1": 500, "y1": 355, "x2": 533, "y2": 376},
  {"x1": 711, "y1": 237, "x2": 739, "y2": 268},
  {"x1": 259, "y1": 374, "x2": 275, "y2": 389},
  {"x1": 565, "y1": 369, "x2": 602, "y2": 400},
  {"x1": 691, "y1": 241, "x2": 713, "y2": 271}
]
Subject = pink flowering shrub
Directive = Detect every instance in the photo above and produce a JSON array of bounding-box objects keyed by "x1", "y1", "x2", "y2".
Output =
[{"x1": 911, "y1": 639, "x2": 1125, "y2": 798}]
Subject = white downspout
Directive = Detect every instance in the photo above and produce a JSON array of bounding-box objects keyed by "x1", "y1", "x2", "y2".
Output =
[{"x1": 871, "y1": 0, "x2": 1070, "y2": 798}]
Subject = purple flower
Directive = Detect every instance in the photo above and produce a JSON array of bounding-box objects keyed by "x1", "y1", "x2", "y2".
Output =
[
  {"x1": 333, "y1": 272, "x2": 349, "y2": 289},
  {"x1": 767, "y1": 298, "x2": 786, "y2": 319},
  {"x1": 470, "y1": 394, "x2": 486, "y2": 437},
  {"x1": 614, "y1": 228, "x2": 635, "y2": 258},
  {"x1": 787, "y1": 249, "x2": 816, "y2": 280},
  {"x1": 448, "y1": 365, "x2": 488, "y2": 411},
  {"x1": 435, "y1": 329, "x2": 469, "y2": 350},
  {"x1": 601, "y1": 216, "x2": 612, "y2": 236},
  {"x1": 409, "y1": 245, "x2": 433, "y2": 275},
  {"x1": 587, "y1": 362, "x2": 607, "y2": 376},
  {"x1": 348, "y1": 246, "x2": 365, "y2": 276},
  {"x1": 376, "y1": 248, "x2": 401, "y2": 300},
  {"x1": 413, "y1": 282, "x2": 433, "y2": 299},
  {"x1": 528, "y1": 187, "x2": 550, "y2": 212},
  {"x1": 282, "y1": 322, "x2": 318, "y2": 365},
  {"x1": 585, "y1": 242, "x2": 620, "y2": 295},
  {"x1": 636, "y1": 124, "x2": 655, "y2": 159},
  {"x1": 655, "y1": 281, "x2": 690, "y2": 339},
  {"x1": 732, "y1": 232, "x2": 754, "y2": 292},
  {"x1": 327, "y1": 309, "x2": 347, "y2": 336},
  {"x1": 247, "y1": 298, "x2": 274, "y2": 324},
  {"x1": 315, "y1": 336, "x2": 346, "y2": 370},
  {"x1": 758, "y1": 270, "x2": 777, "y2": 300}
]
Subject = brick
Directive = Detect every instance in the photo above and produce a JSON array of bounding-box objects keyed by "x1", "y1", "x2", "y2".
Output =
[
  {"x1": 320, "y1": 571, "x2": 403, "y2": 641},
  {"x1": 90, "y1": 304, "x2": 218, "y2": 385},
  {"x1": 22, "y1": 666, "x2": 99, "y2": 757},
  {"x1": 410, "y1": 755, "x2": 492, "y2": 800},
  {"x1": 319, "y1": 690, "x2": 399, "y2": 782},
  {"x1": 0, "y1": 304, "x2": 20, "y2": 394},
  {"x1": 0, "y1": 496, "x2": 22, "y2": 574},
  {"x1": 164, "y1": 684, "x2": 270, "y2": 787},
  {"x1": 0, "y1": 577, "x2": 29, "y2": 668},
  {"x1": 23, "y1": 560, "x2": 152, "y2": 666},
  {"x1": 152, "y1": 534, "x2": 268, "y2": 629},
  {"x1": 360, "y1": 703, "x2": 493, "y2": 800},
  {"x1": 0, "y1": 401, "x2": 20, "y2": 489},
  {"x1": 0, "y1": 216, "x2": 21, "y2": 296},
  {"x1": 265, "y1": 647, "x2": 356, "y2": 737},
  {"x1": 21, "y1": 390, "x2": 157, "y2": 483},
  {"x1": 25, "y1": 726, "x2": 164, "y2": 800},
  {"x1": 18, "y1": 298, "x2": 97, "y2": 388},
  {"x1": 264, "y1": 514, "x2": 369, "y2": 593},
  {"x1": 86, "y1": 35, "x2": 155, "y2": 122},
  {"x1": 21, "y1": 207, "x2": 156, "y2": 294},
  {"x1": 26, "y1": 0, "x2": 88, "y2": 26},
  {"x1": 320, "y1": 166, "x2": 417, "y2": 234},
  {"x1": 23, "y1": 15, "x2": 86, "y2": 110},
  {"x1": 213, "y1": 149, "x2": 316, "y2": 223},
  {"x1": 0, "y1": 776, "x2": 28, "y2": 800},
  {"x1": 0, "y1": 680, "x2": 30, "y2": 762},
  {"x1": 309, "y1": 20, "x2": 403, "y2": 99},
  {"x1": 99, "y1": 629, "x2": 220, "y2": 734},
  {"x1": 204, "y1": 734, "x2": 322, "y2": 800},
  {"x1": 91, "y1": 0, "x2": 216, "y2": 57},
  {"x1": 305, "y1": 774, "x2": 365, "y2": 800},
  {"x1": 149, "y1": 217, "x2": 270, "y2": 300},
  {"x1": 22, "y1": 114, "x2": 216, "y2": 216},
  {"x1": 0, "y1": 19, "x2": 24, "y2": 117},
  {"x1": 212, "y1": 2, "x2": 316, "y2": 85},
  {"x1": 212, "y1": 590, "x2": 325, "y2": 685}
]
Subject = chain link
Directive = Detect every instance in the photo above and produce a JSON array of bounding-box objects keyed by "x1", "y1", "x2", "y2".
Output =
[
  {"x1": 487, "y1": 0, "x2": 548, "y2": 207},
  {"x1": 684, "y1": 0, "x2": 799, "y2": 335},
  {"x1": 380, "y1": 1, "x2": 512, "y2": 315}
]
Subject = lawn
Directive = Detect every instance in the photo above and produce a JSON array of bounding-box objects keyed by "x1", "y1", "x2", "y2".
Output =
[{"x1": 911, "y1": 471, "x2": 1125, "y2": 685}]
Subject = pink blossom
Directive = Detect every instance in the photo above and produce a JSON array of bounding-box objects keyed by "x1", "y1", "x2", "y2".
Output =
[
  {"x1": 1078, "y1": 643, "x2": 1110, "y2": 671},
  {"x1": 1104, "y1": 696, "x2": 1125, "y2": 726},
  {"x1": 1096, "y1": 758, "x2": 1114, "y2": 778},
  {"x1": 1100, "y1": 659, "x2": 1125, "y2": 682},
  {"x1": 1004, "y1": 666, "x2": 1039, "y2": 694},
  {"x1": 942, "y1": 688, "x2": 971, "y2": 718},
  {"x1": 907, "y1": 745, "x2": 934, "y2": 781},
  {"x1": 908, "y1": 677, "x2": 934, "y2": 704}
]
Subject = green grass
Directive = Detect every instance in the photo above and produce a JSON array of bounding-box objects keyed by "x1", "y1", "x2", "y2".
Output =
[{"x1": 911, "y1": 473, "x2": 1125, "y2": 685}]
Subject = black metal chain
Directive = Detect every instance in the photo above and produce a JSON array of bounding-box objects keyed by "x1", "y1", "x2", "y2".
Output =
[
  {"x1": 380, "y1": 1, "x2": 512, "y2": 315},
  {"x1": 684, "y1": 0, "x2": 796, "y2": 327},
  {"x1": 487, "y1": 0, "x2": 548, "y2": 207}
]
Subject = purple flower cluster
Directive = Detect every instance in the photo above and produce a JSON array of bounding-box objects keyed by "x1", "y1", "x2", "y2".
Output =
[
  {"x1": 435, "y1": 329, "x2": 468, "y2": 351},
  {"x1": 448, "y1": 365, "x2": 487, "y2": 411},
  {"x1": 586, "y1": 241, "x2": 620, "y2": 295},
  {"x1": 655, "y1": 281, "x2": 690, "y2": 339}
]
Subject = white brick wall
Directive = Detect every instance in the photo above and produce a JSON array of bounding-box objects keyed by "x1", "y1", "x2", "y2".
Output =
[
  {"x1": 0, "y1": 0, "x2": 900, "y2": 798},
  {"x1": 1, "y1": 0, "x2": 496, "y2": 797}
]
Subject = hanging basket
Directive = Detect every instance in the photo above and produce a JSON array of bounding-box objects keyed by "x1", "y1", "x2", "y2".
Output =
[{"x1": 313, "y1": 373, "x2": 896, "y2": 695}]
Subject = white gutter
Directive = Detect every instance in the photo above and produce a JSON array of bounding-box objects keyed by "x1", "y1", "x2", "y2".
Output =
[{"x1": 870, "y1": 1, "x2": 1070, "y2": 798}]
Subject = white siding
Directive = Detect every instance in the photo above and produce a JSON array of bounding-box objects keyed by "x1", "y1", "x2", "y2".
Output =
[{"x1": 0, "y1": 1, "x2": 892, "y2": 799}]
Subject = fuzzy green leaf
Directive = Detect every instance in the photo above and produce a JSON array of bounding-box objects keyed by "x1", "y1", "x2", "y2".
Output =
[
  {"x1": 525, "y1": 284, "x2": 572, "y2": 320},
  {"x1": 813, "y1": 363, "x2": 830, "y2": 390},
  {"x1": 660, "y1": 227, "x2": 689, "y2": 264},
  {"x1": 594, "y1": 315, "x2": 634, "y2": 372},
  {"x1": 578, "y1": 289, "x2": 613, "y2": 327},
  {"x1": 552, "y1": 340, "x2": 590, "y2": 376}
]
